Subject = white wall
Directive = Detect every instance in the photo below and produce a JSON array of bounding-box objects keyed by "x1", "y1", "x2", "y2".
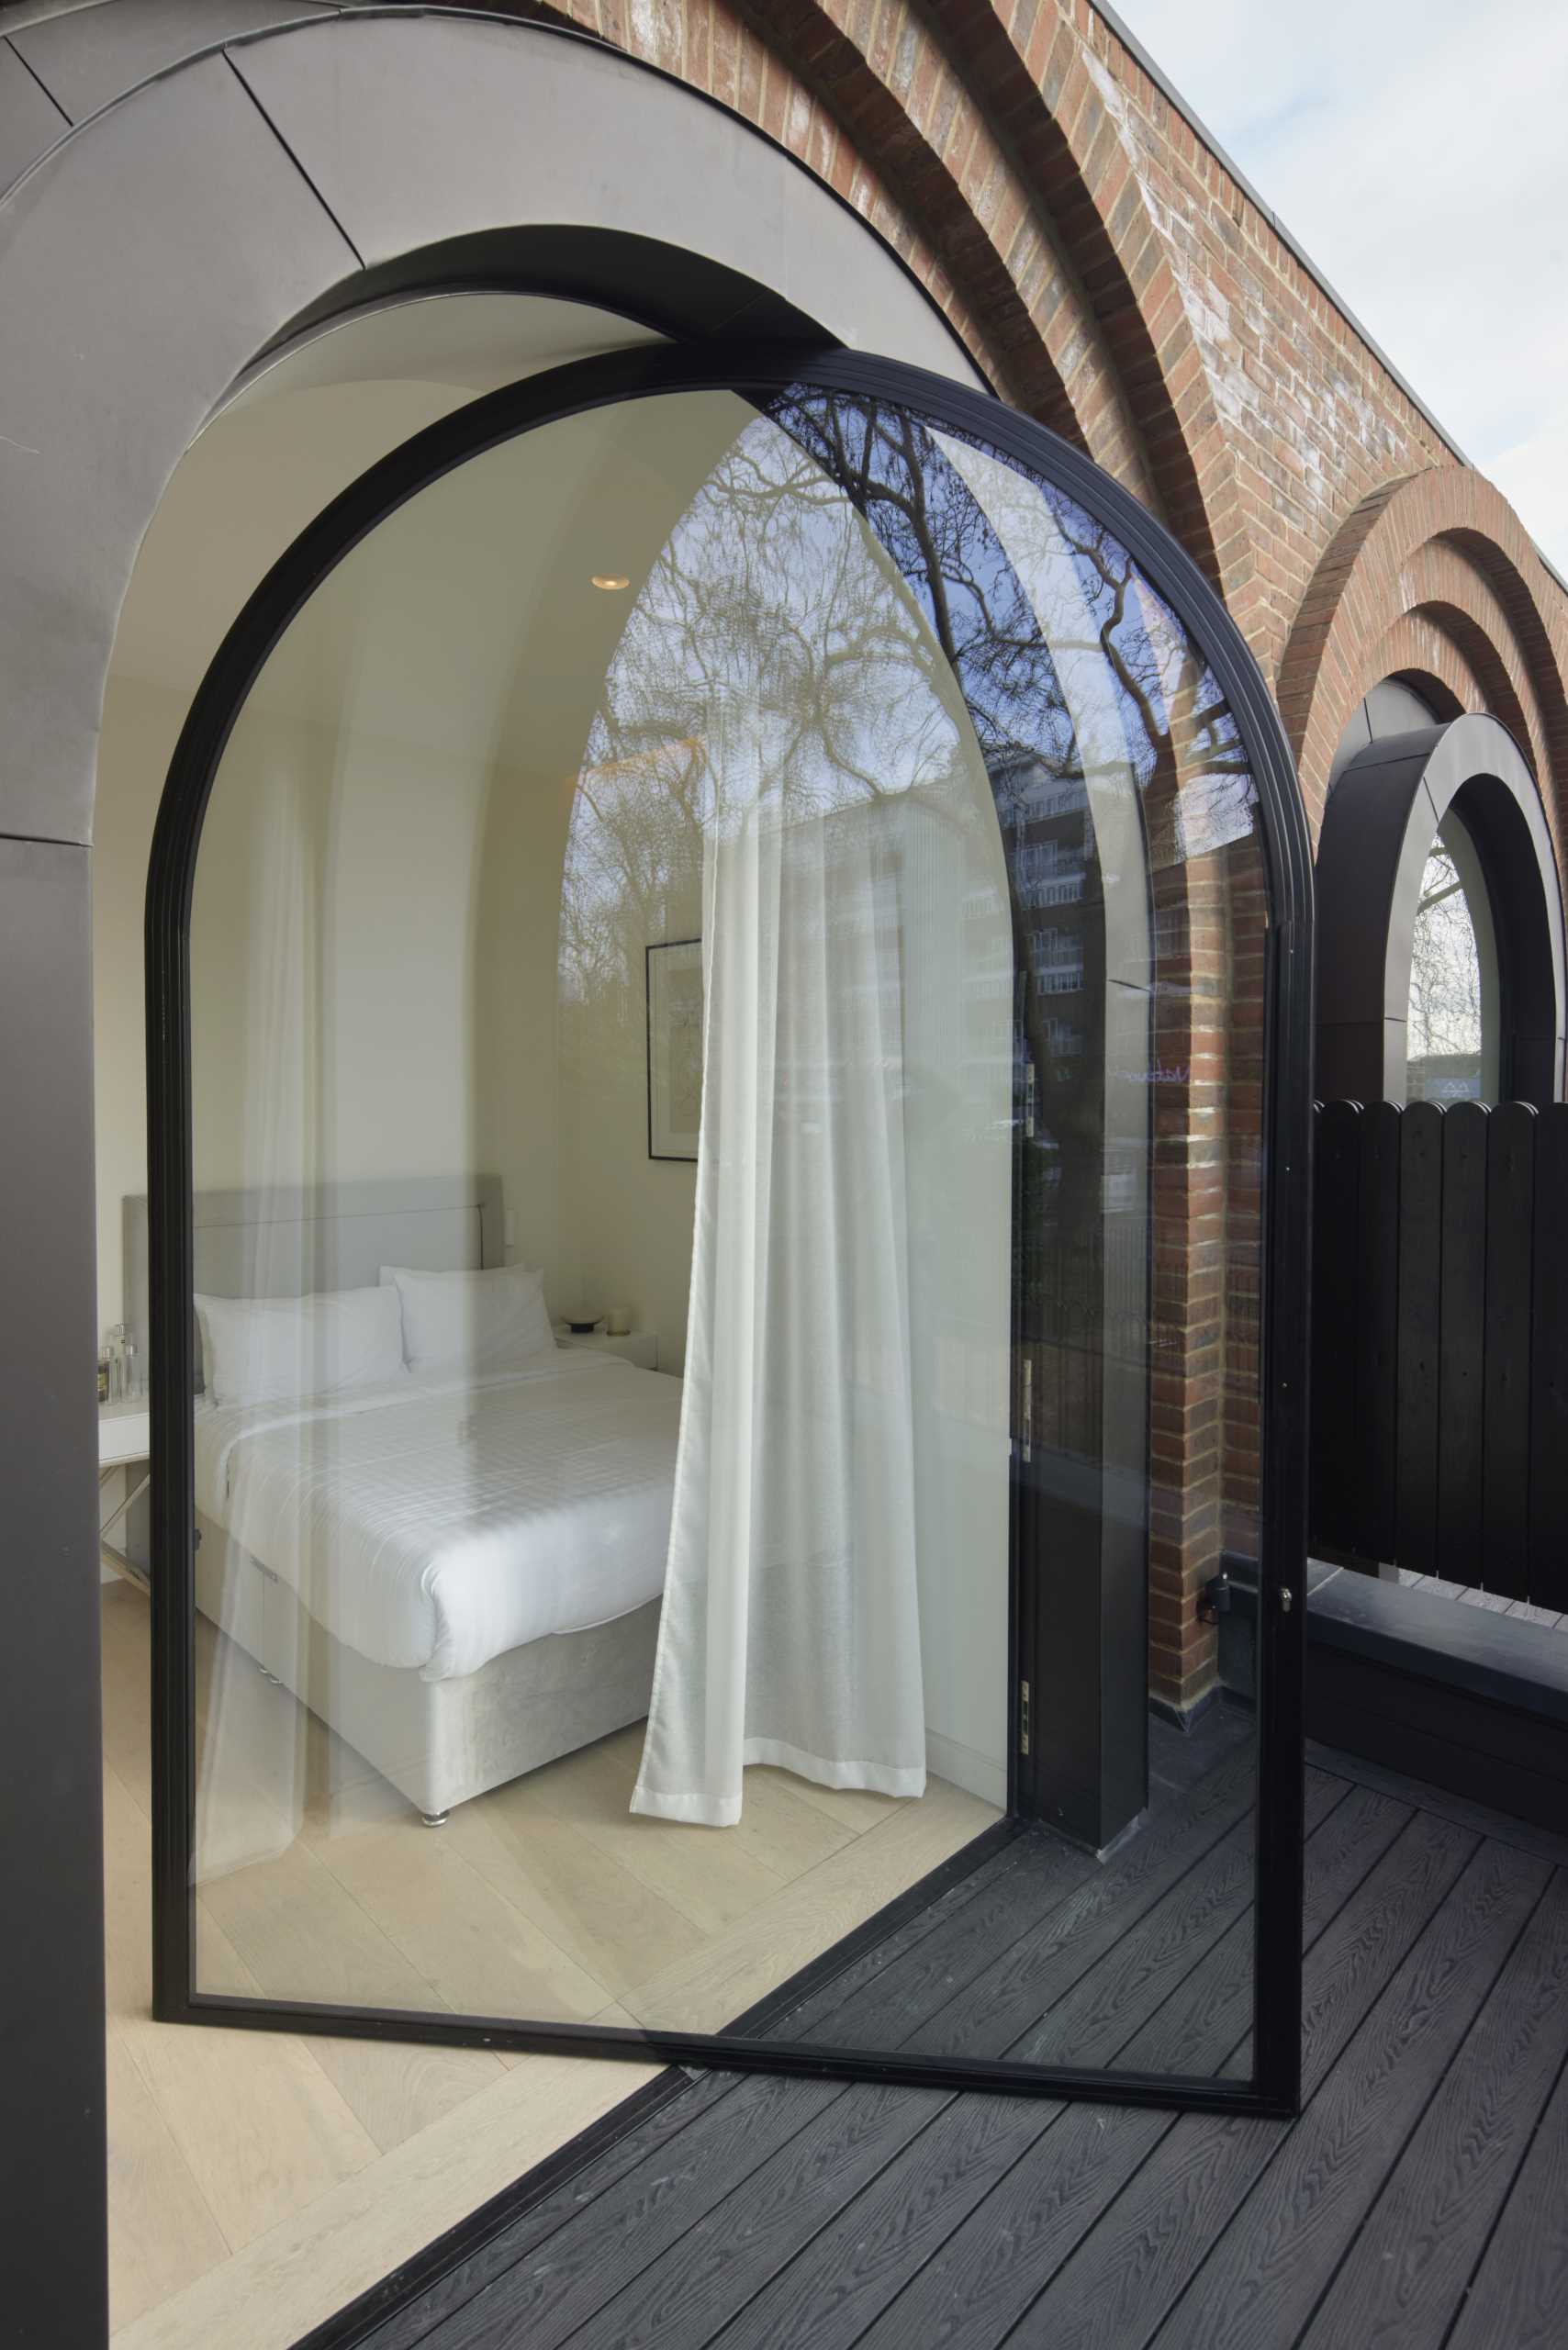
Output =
[
  {"x1": 95, "y1": 674, "x2": 183, "y2": 1335},
  {"x1": 95, "y1": 679, "x2": 705, "y2": 1371}
]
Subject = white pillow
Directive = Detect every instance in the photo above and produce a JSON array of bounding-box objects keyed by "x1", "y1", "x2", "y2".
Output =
[
  {"x1": 196, "y1": 1284, "x2": 406, "y2": 1408},
  {"x1": 379, "y1": 1262, "x2": 556, "y2": 1376}
]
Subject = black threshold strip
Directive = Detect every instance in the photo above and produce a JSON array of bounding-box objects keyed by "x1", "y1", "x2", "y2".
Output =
[{"x1": 292, "y1": 1729, "x2": 1295, "y2": 2349}]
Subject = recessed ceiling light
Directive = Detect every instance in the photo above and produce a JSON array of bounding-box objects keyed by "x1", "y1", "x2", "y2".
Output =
[{"x1": 591, "y1": 573, "x2": 630, "y2": 591}]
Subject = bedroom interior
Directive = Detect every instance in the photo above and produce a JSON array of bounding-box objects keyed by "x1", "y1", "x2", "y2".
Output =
[
  {"x1": 94, "y1": 292, "x2": 1019, "y2": 2054},
  {"x1": 88, "y1": 272, "x2": 1295, "y2": 2142}
]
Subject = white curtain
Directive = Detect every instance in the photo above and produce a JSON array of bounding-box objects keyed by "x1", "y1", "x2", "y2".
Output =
[
  {"x1": 623, "y1": 410, "x2": 1014, "y2": 1828},
  {"x1": 632, "y1": 767, "x2": 930, "y2": 1824}
]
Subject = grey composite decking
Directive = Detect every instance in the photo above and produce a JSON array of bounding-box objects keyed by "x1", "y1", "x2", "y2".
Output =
[{"x1": 311, "y1": 1712, "x2": 1568, "y2": 2350}]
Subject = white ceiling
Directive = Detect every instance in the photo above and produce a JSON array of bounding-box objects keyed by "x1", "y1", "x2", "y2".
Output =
[{"x1": 108, "y1": 293, "x2": 666, "y2": 705}]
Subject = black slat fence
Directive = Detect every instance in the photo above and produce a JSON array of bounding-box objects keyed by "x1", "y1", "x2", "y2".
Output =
[{"x1": 1310, "y1": 1097, "x2": 1568, "y2": 1610}]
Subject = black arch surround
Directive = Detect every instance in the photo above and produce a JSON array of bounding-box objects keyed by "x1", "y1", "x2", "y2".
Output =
[
  {"x1": 147, "y1": 338, "x2": 1313, "y2": 2119},
  {"x1": 1316, "y1": 711, "x2": 1566, "y2": 1106}
]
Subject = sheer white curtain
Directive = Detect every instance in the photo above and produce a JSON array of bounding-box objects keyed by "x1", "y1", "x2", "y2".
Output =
[
  {"x1": 624, "y1": 411, "x2": 1011, "y2": 1828},
  {"x1": 191, "y1": 725, "x2": 319, "y2": 1875},
  {"x1": 632, "y1": 769, "x2": 928, "y2": 1823}
]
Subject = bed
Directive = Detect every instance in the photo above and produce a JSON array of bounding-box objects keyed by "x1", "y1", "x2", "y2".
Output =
[{"x1": 125, "y1": 1177, "x2": 675, "y2": 1823}]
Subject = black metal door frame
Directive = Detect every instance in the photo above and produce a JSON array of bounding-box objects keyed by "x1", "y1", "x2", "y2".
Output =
[{"x1": 148, "y1": 337, "x2": 1312, "y2": 2119}]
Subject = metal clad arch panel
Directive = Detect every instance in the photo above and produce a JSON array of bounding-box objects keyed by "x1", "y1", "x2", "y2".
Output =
[
  {"x1": 6, "y1": 0, "x2": 333, "y2": 125},
  {"x1": 0, "y1": 9, "x2": 979, "y2": 850}
]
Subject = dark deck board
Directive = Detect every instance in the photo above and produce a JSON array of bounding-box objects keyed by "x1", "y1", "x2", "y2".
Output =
[
  {"x1": 622, "y1": 2090, "x2": 1047, "y2": 2350},
  {"x1": 846, "y1": 1779, "x2": 1414, "y2": 2350},
  {"x1": 314, "y1": 1734, "x2": 1568, "y2": 2350},
  {"x1": 1447, "y1": 2006, "x2": 1568, "y2": 2350},
  {"x1": 1120, "y1": 1781, "x2": 1410, "y2": 2079},
  {"x1": 1012, "y1": 1772, "x2": 1343, "y2": 2070},
  {"x1": 906, "y1": 1741, "x2": 1257, "y2": 2061},
  {"x1": 421, "y1": 2071, "x2": 848, "y2": 2350},
  {"x1": 972, "y1": 1813, "x2": 1477, "y2": 2350},
  {"x1": 1145, "y1": 1840, "x2": 1551, "y2": 2350},
  {"x1": 350, "y1": 2072, "x2": 736, "y2": 2350},
  {"x1": 550, "y1": 2083, "x2": 946, "y2": 2350},
  {"x1": 1301, "y1": 1867, "x2": 1568, "y2": 2349},
  {"x1": 792, "y1": 1737, "x2": 1262, "y2": 2062}
]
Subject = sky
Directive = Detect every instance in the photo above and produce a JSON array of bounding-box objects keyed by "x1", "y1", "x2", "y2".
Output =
[{"x1": 1107, "y1": 0, "x2": 1568, "y2": 576}]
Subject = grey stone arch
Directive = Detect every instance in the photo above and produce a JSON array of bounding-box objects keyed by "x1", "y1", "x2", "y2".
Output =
[
  {"x1": 1316, "y1": 710, "x2": 1567, "y2": 1106},
  {"x1": 0, "y1": 11, "x2": 980, "y2": 2341}
]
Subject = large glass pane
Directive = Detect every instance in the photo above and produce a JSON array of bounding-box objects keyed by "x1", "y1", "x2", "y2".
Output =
[{"x1": 181, "y1": 378, "x2": 1274, "y2": 2087}]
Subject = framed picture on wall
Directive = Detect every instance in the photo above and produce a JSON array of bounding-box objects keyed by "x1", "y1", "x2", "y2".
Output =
[{"x1": 647, "y1": 938, "x2": 703, "y2": 1160}]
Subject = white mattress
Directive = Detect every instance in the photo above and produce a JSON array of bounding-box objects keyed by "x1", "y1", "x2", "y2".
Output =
[{"x1": 193, "y1": 1349, "x2": 681, "y2": 1681}]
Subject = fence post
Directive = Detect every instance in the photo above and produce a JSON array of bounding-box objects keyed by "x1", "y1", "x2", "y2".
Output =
[
  {"x1": 1357, "y1": 1102, "x2": 1402, "y2": 1568},
  {"x1": 1483, "y1": 1102, "x2": 1534, "y2": 1599},
  {"x1": 1311, "y1": 1101, "x2": 1362, "y2": 1555},
  {"x1": 1437, "y1": 1102, "x2": 1488, "y2": 1583},
  {"x1": 1529, "y1": 1103, "x2": 1568, "y2": 1612},
  {"x1": 1396, "y1": 1103, "x2": 1445, "y2": 1574}
]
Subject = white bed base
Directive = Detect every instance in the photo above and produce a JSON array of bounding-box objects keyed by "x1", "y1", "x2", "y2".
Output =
[{"x1": 195, "y1": 1507, "x2": 662, "y2": 1820}]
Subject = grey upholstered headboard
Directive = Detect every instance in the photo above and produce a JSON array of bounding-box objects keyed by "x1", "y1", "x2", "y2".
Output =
[{"x1": 123, "y1": 1174, "x2": 506, "y2": 1384}]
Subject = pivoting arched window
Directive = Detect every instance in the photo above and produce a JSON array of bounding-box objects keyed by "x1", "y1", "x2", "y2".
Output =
[{"x1": 147, "y1": 337, "x2": 1312, "y2": 2116}]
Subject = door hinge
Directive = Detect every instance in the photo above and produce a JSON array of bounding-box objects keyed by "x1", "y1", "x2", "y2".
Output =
[
  {"x1": 1024, "y1": 1060, "x2": 1036, "y2": 1139},
  {"x1": 1020, "y1": 1356, "x2": 1032, "y2": 1464},
  {"x1": 1018, "y1": 1679, "x2": 1031, "y2": 1757},
  {"x1": 1197, "y1": 1571, "x2": 1231, "y2": 1625}
]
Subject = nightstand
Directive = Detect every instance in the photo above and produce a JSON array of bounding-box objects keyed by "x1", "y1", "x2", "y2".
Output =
[
  {"x1": 555, "y1": 1329, "x2": 659, "y2": 1371},
  {"x1": 99, "y1": 1395, "x2": 151, "y2": 1592}
]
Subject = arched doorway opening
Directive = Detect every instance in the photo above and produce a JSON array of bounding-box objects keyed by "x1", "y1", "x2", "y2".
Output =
[{"x1": 1316, "y1": 708, "x2": 1566, "y2": 1108}]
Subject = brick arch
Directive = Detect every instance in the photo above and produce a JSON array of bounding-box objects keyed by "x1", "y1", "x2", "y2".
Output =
[
  {"x1": 482, "y1": 1, "x2": 1241, "y2": 599},
  {"x1": 1408, "y1": 604, "x2": 1535, "y2": 786},
  {"x1": 1375, "y1": 617, "x2": 1484, "y2": 726},
  {"x1": 1278, "y1": 470, "x2": 1568, "y2": 849},
  {"x1": 916, "y1": 0, "x2": 1245, "y2": 603}
]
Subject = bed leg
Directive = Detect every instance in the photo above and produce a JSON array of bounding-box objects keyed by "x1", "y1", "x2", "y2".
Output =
[{"x1": 420, "y1": 1808, "x2": 450, "y2": 1829}]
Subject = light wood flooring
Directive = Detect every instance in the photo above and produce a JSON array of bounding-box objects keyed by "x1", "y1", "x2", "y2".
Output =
[{"x1": 98, "y1": 1583, "x2": 999, "y2": 2346}]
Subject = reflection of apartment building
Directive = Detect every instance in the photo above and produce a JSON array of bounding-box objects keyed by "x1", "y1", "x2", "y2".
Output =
[
  {"x1": 1014, "y1": 836, "x2": 1087, "y2": 908},
  {"x1": 1031, "y1": 926, "x2": 1086, "y2": 995}
]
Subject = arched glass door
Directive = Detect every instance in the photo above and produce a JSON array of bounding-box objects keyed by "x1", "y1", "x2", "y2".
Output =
[{"x1": 148, "y1": 343, "x2": 1309, "y2": 2114}]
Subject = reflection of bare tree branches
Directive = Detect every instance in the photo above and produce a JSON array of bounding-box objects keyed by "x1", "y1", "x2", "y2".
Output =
[
  {"x1": 554, "y1": 381, "x2": 1261, "y2": 1093},
  {"x1": 1409, "y1": 845, "x2": 1484, "y2": 1066},
  {"x1": 541, "y1": 385, "x2": 1271, "y2": 1486},
  {"x1": 557, "y1": 411, "x2": 986, "y2": 1018}
]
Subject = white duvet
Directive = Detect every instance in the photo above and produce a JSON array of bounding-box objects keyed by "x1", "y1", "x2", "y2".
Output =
[{"x1": 193, "y1": 1349, "x2": 681, "y2": 1680}]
